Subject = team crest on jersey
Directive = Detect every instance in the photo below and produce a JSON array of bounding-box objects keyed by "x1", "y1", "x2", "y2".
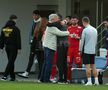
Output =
[{"x1": 3, "y1": 28, "x2": 13, "y2": 37}]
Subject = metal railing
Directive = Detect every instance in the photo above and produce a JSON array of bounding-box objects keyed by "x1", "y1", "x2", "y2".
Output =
[{"x1": 96, "y1": 22, "x2": 105, "y2": 55}]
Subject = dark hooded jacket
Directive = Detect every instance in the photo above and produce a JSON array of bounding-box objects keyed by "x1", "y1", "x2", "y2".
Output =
[
  {"x1": 102, "y1": 28, "x2": 108, "y2": 49},
  {"x1": 0, "y1": 20, "x2": 21, "y2": 50}
]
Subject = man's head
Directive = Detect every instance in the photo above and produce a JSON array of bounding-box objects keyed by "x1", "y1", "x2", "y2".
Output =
[
  {"x1": 32, "y1": 10, "x2": 40, "y2": 20},
  {"x1": 57, "y1": 13, "x2": 62, "y2": 21},
  {"x1": 65, "y1": 16, "x2": 71, "y2": 22},
  {"x1": 57, "y1": 13, "x2": 67, "y2": 25},
  {"x1": 9, "y1": 15, "x2": 17, "y2": 22},
  {"x1": 82, "y1": 16, "x2": 90, "y2": 27},
  {"x1": 48, "y1": 14, "x2": 59, "y2": 23},
  {"x1": 71, "y1": 15, "x2": 79, "y2": 26},
  {"x1": 65, "y1": 16, "x2": 71, "y2": 25},
  {"x1": 103, "y1": 16, "x2": 108, "y2": 28}
]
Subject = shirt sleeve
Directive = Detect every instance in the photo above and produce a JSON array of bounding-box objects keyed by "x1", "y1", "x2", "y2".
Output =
[{"x1": 79, "y1": 29, "x2": 86, "y2": 52}]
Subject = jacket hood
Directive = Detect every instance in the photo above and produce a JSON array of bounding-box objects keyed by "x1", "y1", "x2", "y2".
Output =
[
  {"x1": 47, "y1": 22, "x2": 62, "y2": 30},
  {"x1": 4, "y1": 20, "x2": 16, "y2": 28}
]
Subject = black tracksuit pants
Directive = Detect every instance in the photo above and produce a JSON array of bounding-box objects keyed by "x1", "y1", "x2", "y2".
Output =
[
  {"x1": 56, "y1": 45, "x2": 68, "y2": 82},
  {"x1": 26, "y1": 38, "x2": 44, "y2": 79},
  {"x1": 4, "y1": 46, "x2": 17, "y2": 79}
]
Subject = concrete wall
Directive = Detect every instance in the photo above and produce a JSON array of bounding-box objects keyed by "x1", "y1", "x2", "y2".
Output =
[
  {"x1": 79, "y1": 0, "x2": 97, "y2": 26},
  {"x1": 0, "y1": 0, "x2": 71, "y2": 72},
  {"x1": 0, "y1": 0, "x2": 107, "y2": 73},
  {"x1": 0, "y1": 0, "x2": 67, "y2": 72},
  {"x1": 34, "y1": 0, "x2": 58, "y2": 5},
  {"x1": 58, "y1": 0, "x2": 72, "y2": 18},
  {"x1": 103, "y1": 0, "x2": 108, "y2": 18},
  {"x1": 0, "y1": 0, "x2": 36, "y2": 72}
]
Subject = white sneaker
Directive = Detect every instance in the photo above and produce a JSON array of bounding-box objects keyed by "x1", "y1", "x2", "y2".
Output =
[
  {"x1": 17, "y1": 71, "x2": 29, "y2": 78},
  {"x1": 85, "y1": 82, "x2": 92, "y2": 86},
  {"x1": 51, "y1": 80, "x2": 57, "y2": 83},
  {"x1": 50, "y1": 78, "x2": 57, "y2": 83},
  {"x1": 58, "y1": 81, "x2": 65, "y2": 84},
  {"x1": 37, "y1": 80, "x2": 41, "y2": 83},
  {"x1": 94, "y1": 82, "x2": 99, "y2": 85},
  {"x1": 105, "y1": 83, "x2": 108, "y2": 85}
]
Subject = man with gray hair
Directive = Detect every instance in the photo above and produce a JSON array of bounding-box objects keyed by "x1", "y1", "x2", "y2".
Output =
[{"x1": 40, "y1": 14, "x2": 70, "y2": 82}]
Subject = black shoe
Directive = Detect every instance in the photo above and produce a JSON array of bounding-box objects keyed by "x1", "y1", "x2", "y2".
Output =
[
  {"x1": 17, "y1": 72, "x2": 29, "y2": 78},
  {"x1": 1, "y1": 77, "x2": 7, "y2": 81},
  {"x1": 10, "y1": 78, "x2": 15, "y2": 81},
  {"x1": 57, "y1": 80, "x2": 65, "y2": 84}
]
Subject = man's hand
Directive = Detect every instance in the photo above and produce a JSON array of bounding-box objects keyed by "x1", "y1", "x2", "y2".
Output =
[
  {"x1": 106, "y1": 38, "x2": 108, "y2": 41},
  {"x1": 70, "y1": 34, "x2": 80, "y2": 39},
  {"x1": 18, "y1": 49, "x2": 21, "y2": 54}
]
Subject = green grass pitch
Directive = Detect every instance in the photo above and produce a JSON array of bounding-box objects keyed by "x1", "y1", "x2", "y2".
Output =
[{"x1": 0, "y1": 81, "x2": 108, "y2": 90}]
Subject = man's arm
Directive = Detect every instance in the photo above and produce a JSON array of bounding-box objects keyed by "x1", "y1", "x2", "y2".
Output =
[
  {"x1": 49, "y1": 27, "x2": 69, "y2": 36},
  {"x1": 79, "y1": 30, "x2": 85, "y2": 52}
]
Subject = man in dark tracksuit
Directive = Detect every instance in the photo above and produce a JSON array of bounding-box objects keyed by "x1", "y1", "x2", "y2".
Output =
[
  {"x1": 18, "y1": 10, "x2": 47, "y2": 80},
  {"x1": 0, "y1": 15, "x2": 21, "y2": 81},
  {"x1": 56, "y1": 26, "x2": 68, "y2": 83},
  {"x1": 102, "y1": 17, "x2": 108, "y2": 49}
]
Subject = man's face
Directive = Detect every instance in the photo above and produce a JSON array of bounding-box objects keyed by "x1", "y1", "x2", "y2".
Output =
[
  {"x1": 32, "y1": 14, "x2": 40, "y2": 20},
  {"x1": 82, "y1": 21, "x2": 86, "y2": 27},
  {"x1": 71, "y1": 18, "x2": 78, "y2": 25},
  {"x1": 65, "y1": 17, "x2": 71, "y2": 24},
  {"x1": 65, "y1": 17, "x2": 70, "y2": 22},
  {"x1": 103, "y1": 21, "x2": 108, "y2": 27}
]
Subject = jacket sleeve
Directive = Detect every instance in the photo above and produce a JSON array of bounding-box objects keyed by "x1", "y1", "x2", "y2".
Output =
[
  {"x1": 79, "y1": 30, "x2": 85, "y2": 52},
  {"x1": 29, "y1": 22, "x2": 34, "y2": 44},
  {"x1": 49, "y1": 27, "x2": 69, "y2": 36},
  {"x1": 0, "y1": 30, "x2": 5, "y2": 49},
  {"x1": 16, "y1": 28, "x2": 21, "y2": 49}
]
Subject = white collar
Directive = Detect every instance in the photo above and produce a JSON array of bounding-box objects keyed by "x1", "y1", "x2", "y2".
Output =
[{"x1": 34, "y1": 17, "x2": 41, "y2": 23}]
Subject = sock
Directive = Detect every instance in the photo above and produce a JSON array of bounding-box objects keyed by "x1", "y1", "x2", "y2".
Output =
[
  {"x1": 95, "y1": 77, "x2": 99, "y2": 84},
  {"x1": 87, "y1": 77, "x2": 92, "y2": 83}
]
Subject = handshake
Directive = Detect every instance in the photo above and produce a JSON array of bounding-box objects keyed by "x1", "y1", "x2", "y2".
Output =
[
  {"x1": 70, "y1": 33, "x2": 77, "y2": 38},
  {"x1": 69, "y1": 33, "x2": 80, "y2": 39},
  {"x1": 61, "y1": 20, "x2": 68, "y2": 25}
]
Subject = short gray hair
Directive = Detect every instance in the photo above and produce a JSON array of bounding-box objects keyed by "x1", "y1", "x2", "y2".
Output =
[
  {"x1": 82, "y1": 16, "x2": 90, "y2": 23},
  {"x1": 48, "y1": 14, "x2": 58, "y2": 22}
]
